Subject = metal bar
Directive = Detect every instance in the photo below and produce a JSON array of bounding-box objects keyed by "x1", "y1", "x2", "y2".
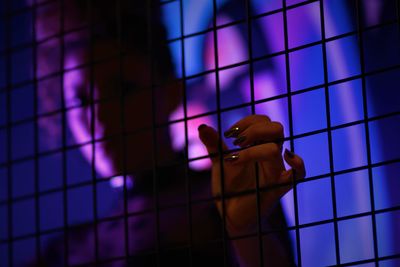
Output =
[
  {"x1": 281, "y1": 0, "x2": 302, "y2": 265},
  {"x1": 5, "y1": 0, "x2": 13, "y2": 265},
  {"x1": 58, "y1": 0, "x2": 70, "y2": 265},
  {"x1": 87, "y1": 0, "x2": 100, "y2": 264},
  {"x1": 318, "y1": 0, "x2": 341, "y2": 264},
  {"x1": 31, "y1": 0, "x2": 41, "y2": 265},
  {"x1": 114, "y1": 0, "x2": 132, "y2": 264},
  {"x1": 245, "y1": 0, "x2": 264, "y2": 265},
  {"x1": 211, "y1": 0, "x2": 229, "y2": 265},
  {"x1": 355, "y1": 0, "x2": 379, "y2": 264},
  {"x1": 177, "y1": 0, "x2": 194, "y2": 265},
  {"x1": 146, "y1": 0, "x2": 162, "y2": 265}
]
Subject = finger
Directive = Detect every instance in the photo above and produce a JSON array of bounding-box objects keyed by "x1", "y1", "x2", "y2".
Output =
[
  {"x1": 223, "y1": 114, "x2": 271, "y2": 138},
  {"x1": 198, "y1": 124, "x2": 228, "y2": 163},
  {"x1": 224, "y1": 142, "x2": 281, "y2": 165},
  {"x1": 281, "y1": 149, "x2": 306, "y2": 181},
  {"x1": 257, "y1": 150, "x2": 305, "y2": 214},
  {"x1": 232, "y1": 121, "x2": 284, "y2": 147}
]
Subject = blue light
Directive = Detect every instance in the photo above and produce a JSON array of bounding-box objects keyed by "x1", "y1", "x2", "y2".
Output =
[{"x1": 161, "y1": 0, "x2": 393, "y2": 264}]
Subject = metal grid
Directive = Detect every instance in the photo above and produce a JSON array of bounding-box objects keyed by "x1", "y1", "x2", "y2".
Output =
[{"x1": 0, "y1": 0, "x2": 400, "y2": 266}]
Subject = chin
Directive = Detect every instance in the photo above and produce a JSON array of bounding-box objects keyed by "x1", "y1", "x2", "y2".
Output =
[{"x1": 90, "y1": 129, "x2": 159, "y2": 177}]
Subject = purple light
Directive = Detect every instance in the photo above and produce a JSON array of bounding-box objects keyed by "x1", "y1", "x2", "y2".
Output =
[
  {"x1": 110, "y1": 175, "x2": 134, "y2": 189},
  {"x1": 169, "y1": 103, "x2": 212, "y2": 170}
]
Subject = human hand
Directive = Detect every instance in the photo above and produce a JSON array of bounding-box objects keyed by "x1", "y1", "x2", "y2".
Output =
[{"x1": 198, "y1": 115, "x2": 305, "y2": 234}]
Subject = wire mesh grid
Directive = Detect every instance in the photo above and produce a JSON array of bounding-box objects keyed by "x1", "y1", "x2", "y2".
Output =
[{"x1": 0, "y1": 0, "x2": 400, "y2": 266}]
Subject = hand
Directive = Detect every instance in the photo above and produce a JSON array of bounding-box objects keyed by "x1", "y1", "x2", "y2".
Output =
[{"x1": 198, "y1": 115, "x2": 305, "y2": 233}]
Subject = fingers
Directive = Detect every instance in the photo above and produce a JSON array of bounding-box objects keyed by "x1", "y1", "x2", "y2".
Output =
[
  {"x1": 224, "y1": 142, "x2": 282, "y2": 165},
  {"x1": 223, "y1": 115, "x2": 271, "y2": 138},
  {"x1": 281, "y1": 149, "x2": 306, "y2": 182},
  {"x1": 224, "y1": 145, "x2": 306, "y2": 182},
  {"x1": 232, "y1": 122, "x2": 284, "y2": 147},
  {"x1": 198, "y1": 124, "x2": 228, "y2": 163},
  {"x1": 224, "y1": 115, "x2": 283, "y2": 148}
]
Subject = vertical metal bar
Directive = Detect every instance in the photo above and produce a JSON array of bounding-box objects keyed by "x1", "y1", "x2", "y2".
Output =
[
  {"x1": 58, "y1": 0, "x2": 70, "y2": 265},
  {"x1": 281, "y1": 0, "x2": 301, "y2": 266},
  {"x1": 5, "y1": 0, "x2": 13, "y2": 266},
  {"x1": 31, "y1": 0, "x2": 41, "y2": 265},
  {"x1": 87, "y1": 0, "x2": 100, "y2": 264},
  {"x1": 318, "y1": 0, "x2": 341, "y2": 264},
  {"x1": 177, "y1": 0, "x2": 194, "y2": 265},
  {"x1": 355, "y1": 0, "x2": 379, "y2": 265},
  {"x1": 115, "y1": 0, "x2": 131, "y2": 265},
  {"x1": 397, "y1": 0, "x2": 400, "y2": 66},
  {"x1": 145, "y1": 0, "x2": 162, "y2": 266},
  {"x1": 244, "y1": 0, "x2": 264, "y2": 265},
  {"x1": 211, "y1": 0, "x2": 229, "y2": 265}
]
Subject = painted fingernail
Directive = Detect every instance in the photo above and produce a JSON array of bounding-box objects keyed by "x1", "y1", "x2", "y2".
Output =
[
  {"x1": 284, "y1": 148, "x2": 295, "y2": 158},
  {"x1": 224, "y1": 126, "x2": 240, "y2": 138},
  {"x1": 224, "y1": 153, "x2": 240, "y2": 162},
  {"x1": 233, "y1": 136, "x2": 246, "y2": 146},
  {"x1": 198, "y1": 124, "x2": 207, "y2": 131}
]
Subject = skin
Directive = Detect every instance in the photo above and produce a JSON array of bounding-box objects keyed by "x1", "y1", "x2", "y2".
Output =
[
  {"x1": 63, "y1": 40, "x2": 306, "y2": 266},
  {"x1": 199, "y1": 115, "x2": 306, "y2": 266},
  {"x1": 63, "y1": 41, "x2": 177, "y2": 178}
]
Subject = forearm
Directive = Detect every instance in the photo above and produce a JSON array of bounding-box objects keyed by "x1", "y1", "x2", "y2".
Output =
[
  {"x1": 230, "y1": 232, "x2": 263, "y2": 267},
  {"x1": 228, "y1": 225, "x2": 292, "y2": 267},
  {"x1": 226, "y1": 203, "x2": 293, "y2": 267}
]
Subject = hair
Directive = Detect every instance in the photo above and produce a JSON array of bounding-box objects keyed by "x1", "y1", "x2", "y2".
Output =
[
  {"x1": 35, "y1": 0, "x2": 178, "y2": 142},
  {"x1": 36, "y1": 0, "x2": 174, "y2": 80}
]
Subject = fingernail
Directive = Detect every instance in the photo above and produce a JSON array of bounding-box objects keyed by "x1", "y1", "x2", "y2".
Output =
[
  {"x1": 284, "y1": 148, "x2": 295, "y2": 158},
  {"x1": 198, "y1": 124, "x2": 207, "y2": 131},
  {"x1": 233, "y1": 136, "x2": 246, "y2": 146},
  {"x1": 224, "y1": 126, "x2": 240, "y2": 138},
  {"x1": 224, "y1": 153, "x2": 240, "y2": 162}
]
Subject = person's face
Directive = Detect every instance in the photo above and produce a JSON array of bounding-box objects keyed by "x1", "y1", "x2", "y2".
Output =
[{"x1": 63, "y1": 41, "x2": 162, "y2": 178}]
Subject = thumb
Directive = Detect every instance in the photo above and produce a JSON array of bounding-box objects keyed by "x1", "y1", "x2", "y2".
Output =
[{"x1": 198, "y1": 124, "x2": 228, "y2": 163}]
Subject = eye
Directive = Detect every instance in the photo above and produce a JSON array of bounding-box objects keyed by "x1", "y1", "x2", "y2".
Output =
[
  {"x1": 122, "y1": 81, "x2": 141, "y2": 95},
  {"x1": 77, "y1": 94, "x2": 90, "y2": 106},
  {"x1": 67, "y1": 93, "x2": 90, "y2": 107},
  {"x1": 71, "y1": 88, "x2": 90, "y2": 106}
]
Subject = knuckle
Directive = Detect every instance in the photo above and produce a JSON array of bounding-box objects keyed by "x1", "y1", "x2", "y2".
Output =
[
  {"x1": 252, "y1": 125, "x2": 266, "y2": 137},
  {"x1": 264, "y1": 143, "x2": 282, "y2": 159},
  {"x1": 294, "y1": 156, "x2": 306, "y2": 178},
  {"x1": 269, "y1": 143, "x2": 281, "y2": 157},
  {"x1": 257, "y1": 114, "x2": 271, "y2": 122},
  {"x1": 299, "y1": 158, "x2": 306, "y2": 172},
  {"x1": 242, "y1": 148, "x2": 251, "y2": 160},
  {"x1": 296, "y1": 155, "x2": 305, "y2": 166},
  {"x1": 272, "y1": 121, "x2": 284, "y2": 136}
]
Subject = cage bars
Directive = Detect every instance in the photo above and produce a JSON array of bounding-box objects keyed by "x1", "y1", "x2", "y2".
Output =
[
  {"x1": 31, "y1": 0, "x2": 41, "y2": 265},
  {"x1": 58, "y1": 0, "x2": 70, "y2": 265},
  {"x1": 146, "y1": 0, "x2": 163, "y2": 265},
  {"x1": 0, "y1": 0, "x2": 400, "y2": 266},
  {"x1": 177, "y1": 0, "x2": 194, "y2": 266},
  {"x1": 281, "y1": 0, "x2": 302, "y2": 265},
  {"x1": 245, "y1": 0, "x2": 265, "y2": 265},
  {"x1": 318, "y1": 0, "x2": 341, "y2": 264},
  {"x1": 355, "y1": 0, "x2": 380, "y2": 264},
  {"x1": 87, "y1": 0, "x2": 101, "y2": 264},
  {"x1": 211, "y1": 0, "x2": 230, "y2": 265},
  {"x1": 5, "y1": 1, "x2": 13, "y2": 266}
]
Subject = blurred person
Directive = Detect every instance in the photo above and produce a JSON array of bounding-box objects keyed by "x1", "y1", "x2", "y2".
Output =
[{"x1": 33, "y1": 0, "x2": 305, "y2": 266}]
